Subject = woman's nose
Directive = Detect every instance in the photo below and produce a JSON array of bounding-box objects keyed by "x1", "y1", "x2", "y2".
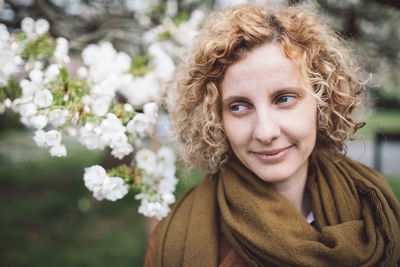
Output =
[{"x1": 253, "y1": 112, "x2": 280, "y2": 144}]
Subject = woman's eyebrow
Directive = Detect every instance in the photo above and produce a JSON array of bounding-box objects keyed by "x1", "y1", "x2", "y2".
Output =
[
  {"x1": 222, "y1": 95, "x2": 251, "y2": 103},
  {"x1": 223, "y1": 87, "x2": 304, "y2": 102},
  {"x1": 273, "y1": 86, "x2": 303, "y2": 94}
]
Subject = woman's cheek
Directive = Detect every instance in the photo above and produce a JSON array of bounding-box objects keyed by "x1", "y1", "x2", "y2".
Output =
[{"x1": 224, "y1": 115, "x2": 251, "y2": 145}]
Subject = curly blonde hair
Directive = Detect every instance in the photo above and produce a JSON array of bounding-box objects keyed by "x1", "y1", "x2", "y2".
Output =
[{"x1": 169, "y1": 3, "x2": 366, "y2": 173}]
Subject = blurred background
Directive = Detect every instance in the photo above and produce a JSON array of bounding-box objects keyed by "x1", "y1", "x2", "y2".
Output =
[{"x1": 1, "y1": 0, "x2": 399, "y2": 266}]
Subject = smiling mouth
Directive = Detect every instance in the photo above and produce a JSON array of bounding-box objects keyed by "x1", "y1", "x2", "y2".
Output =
[{"x1": 252, "y1": 145, "x2": 293, "y2": 162}]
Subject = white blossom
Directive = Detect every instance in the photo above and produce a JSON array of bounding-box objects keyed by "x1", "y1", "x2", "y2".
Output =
[
  {"x1": 0, "y1": 24, "x2": 10, "y2": 41},
  {"x1": 82, "y1": 43, "x2": 103, "y2": 66},
  {"x1": 19, "y1": 79, "x2": 30, "y2": 88},
  {"x1": 21, "y1": 17, "x2": 35, "y2": 36},
  {"x1": 33, "y1": 129, "x2": 47, "y2": 147},
  {"x1": 118, "y1": 73, "x2": 161, "y2": 107},
  {"x1": 29, "y1": 68, "x2": 43, "y2": 83},
  {"x1": 56, "y1": 37, "x2": 69, "y2": 51},
  {"x1": 134, "y1": 146, "x2": 178, "y2": 218},
  {"x1": 126, "y1": 113, "x2": 149, "y2": 135},
  {"x1": 34, "y1": 18, "x2": 50, "y2": 35},
  {"x1": 34, "y1": 89, "x2": 53, "y2": 108},
  {"x1": 123, "y1": 103, "x2": 133, "y2": 112},
  {"x1": 77, "y1": 66, "x2": 88, "y2": 78},
  {"x1": 114, "y1": 52, "x2": 131, "y2": 74},
  {"x1": 148, "y1": 43, "x2": 175, "y2": 81},
  {"x1": 158, "y1": 174, "x2": 178, "y2": 194},
  {"x1": 111, "y1": 142, "x2": 133, "y2": 159},
  {"x1": 71, "y1": 111, "x2": 79, "y2": 125},
  {"x1": 49, "y1": 143, "x2": 67, "y2": 157},
  {"x1": 48, "y1": 109, "x2": 69, "y2": 128},
  {"x1": 99, "y1": 113, "x2": 126, "y2": 144},
  {"x1": 14, "y1": 98, "x2": 37, "y2": 117},
  {"x1": 102, "y1": 177, "x2": 129, "y2": 201},
  {"x1": 154, "y1": 147, "x2": 177, "y2": 179},
  {"x1": 92, "y1": 96, "x2": 111, "y2": 117},
  {"x1": 137, "y1": 13, "x2": 151, "y2": 27},
  {"x1": 20, "y1": 79, "x2": 37, "y2": 97},
  {"x1": 0, "y1": 24, "x2": 21, "y2": 86},
  {"x1": 79, "y1": 122, "x2": 106, "y2": 150},
  {"x1": 157, "y1": 146, "x2": 176, "y2": 165},
  {"x1": 65, "y1": 126, "x2": 77, "y2": 137},
  {"x1": 44, "y1": 64, "x2": 60, "y2": 82},
  {"x1": 84, "y1": 165, "x2": 128, "y2": 201},
  {"x1": 143, "y1": 102, "x2": 158, "y2": 125},
  {"x1": 4, "y1": 98, "x2": 11, "y2": 108},
  {"x1": 93, "y1": 191, "x2": 105, "y2": 201},
  {"x1": 162, "y1": 193, "x2": 175, "y2": 205},
  {"x1": 91, "y1": 78, "x2": 118, "y2": 98},
  {"x1": 135, "y1": 148, "x2": 157, "y2": 174},
  {"x1": 34, "y1": 61, "x2": 44, "y2": 70},
  {"x1": 83, "y1": 165, "x2": 108, "y2": 193},
  {"x1": 20, "y1": 116, "x2": 34, "y2": 127},
  {"x1": 125, "y1": 0, "x2": 153, "y2": 12},
  {"x1": 137, "y1": 198, "x2": 170, "y2": 220},
  {"x1": 32, "y1": 114, "x2": 48, "y2": 129},
  {"x1": 46, "y1": 130, "x2": 62, "y2": 147},
  {"x1": 82, "y1": 42, "x2": 131, "y2": 84},
  {"x1": 109, "y1": 132, "x2": 133, "y2": 159},
  {"x1": 54, "y1": 37, "x2": 70, "y2": 64}
]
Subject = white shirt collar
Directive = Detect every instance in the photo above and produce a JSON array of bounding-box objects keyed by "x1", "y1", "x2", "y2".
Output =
[{"x1": 306, "y1": 211, "x2": 314, "y2": 224}]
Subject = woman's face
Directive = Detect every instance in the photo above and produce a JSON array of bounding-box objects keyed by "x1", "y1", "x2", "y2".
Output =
[{"x1": 221, "y1": 42, "x2": 317, "y2": 185}]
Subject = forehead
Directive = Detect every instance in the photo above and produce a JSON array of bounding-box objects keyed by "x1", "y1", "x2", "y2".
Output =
[{"x1": 221, "y1": 42, "x2": 304, "y2": 98}]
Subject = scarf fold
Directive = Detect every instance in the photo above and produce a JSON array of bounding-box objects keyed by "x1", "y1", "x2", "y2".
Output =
[{"x1": 155, "y1": 152, "x2": 400, "y2": 267}]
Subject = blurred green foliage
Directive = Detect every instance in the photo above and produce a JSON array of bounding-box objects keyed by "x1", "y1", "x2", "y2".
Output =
[
  {"x1": 358, "y1": 108, "x2": 400, "y2": 140},
  {"x1": 21, "y1": 33, "x2": 55, "y2": 62},
  {"x1": 0, "y1": 118, "x2": 205, "y2": 267},
  {"x1": 0, "y1": 129, "x2": 148, "y2": 267},
  {"x1": 130, "y1": 53, "x2": 152, "y2": 77},
  {"x1": 0, "y1": 79, "x2": 21, "y2": 103},
  {"x1": 387, "y1": 177, "x2": 400, "y2": 203}
]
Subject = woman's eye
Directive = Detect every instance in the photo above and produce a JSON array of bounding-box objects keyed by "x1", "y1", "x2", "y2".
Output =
[
  {"x1": 231, "y1": 104, "x2": 246, "y2": 112},
  {"x1": 276, "y1": 95, "x2": 296, "y2": 105}
]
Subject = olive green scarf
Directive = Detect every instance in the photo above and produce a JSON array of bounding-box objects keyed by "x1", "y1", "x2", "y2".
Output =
[{"x1": 154, "y1": 153, "x2": 400, "y2": 266}]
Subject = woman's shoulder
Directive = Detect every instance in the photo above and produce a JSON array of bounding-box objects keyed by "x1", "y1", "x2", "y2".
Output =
[
  {"x1": 143, "y1": 185, "x2": 197, "y2": 267},
  {"x1": 143, "y1": 175, "x2": 216, "y2": 267},
  {"x1": 145, "y1": 223, "x2": 247, "y2": 267},
  {"x1": 315, "y1": 150, "x2": 396, "y2": 202},
  {"x1": 317, "y1": 150, "x2": 384, "y2": 179}
]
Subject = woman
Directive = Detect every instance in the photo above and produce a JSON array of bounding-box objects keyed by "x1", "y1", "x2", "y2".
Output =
[{"x1": 145, "y1": 3, "x2": 400, "y2": 266}]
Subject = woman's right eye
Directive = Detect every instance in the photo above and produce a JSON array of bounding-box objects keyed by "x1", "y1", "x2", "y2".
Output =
[{"x1": 230, "y1": 104, "x2": 247, "y2": 112}]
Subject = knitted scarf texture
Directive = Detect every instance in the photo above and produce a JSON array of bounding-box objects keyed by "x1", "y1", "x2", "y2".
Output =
[{"x1": 154, "y1": 152, "x2": 400, "y2": 266}]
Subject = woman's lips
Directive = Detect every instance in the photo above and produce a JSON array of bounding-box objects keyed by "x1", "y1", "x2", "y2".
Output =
[{"x1": 252, "y1": 145, "x2": 293, "y2": 162}]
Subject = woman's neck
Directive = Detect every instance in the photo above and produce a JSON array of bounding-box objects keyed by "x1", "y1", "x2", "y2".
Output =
[{"x1": 271, "y1": 160, "x2": 312, "y2": 217}]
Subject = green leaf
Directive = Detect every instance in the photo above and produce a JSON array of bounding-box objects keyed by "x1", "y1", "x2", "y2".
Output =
[
  {"x1": 157, "y1": 30, "x2": 173, "y2": 40},
  {"x1": 110, "y1": 102, "x2": 136, "y2": 125},
  {"x1": 107, "y1": 164, "x2": 135, "y2": 182},
  {"x1": 14, "y1": 31, "x2": 27, "y2": 41},
  {"x1": 130, "y1": 53, "x2": 152, "y2": 77},
  {"x1": 59, "y1": 67, "x2": 69, "y2": 85},
  {"x1": 20, "y1": 33, "x2": 55, "y2": 61},
  {"x1": 173, "y1": 11, "x2": 190, "y2": 26},
  {"x1": 0, "y1": 79, "x2": 22, "y2": 102}
]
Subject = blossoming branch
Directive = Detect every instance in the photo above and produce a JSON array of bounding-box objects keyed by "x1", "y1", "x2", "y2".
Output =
[{"x1": 0, "y1": 10, "x2": 204, "y2": 219}]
